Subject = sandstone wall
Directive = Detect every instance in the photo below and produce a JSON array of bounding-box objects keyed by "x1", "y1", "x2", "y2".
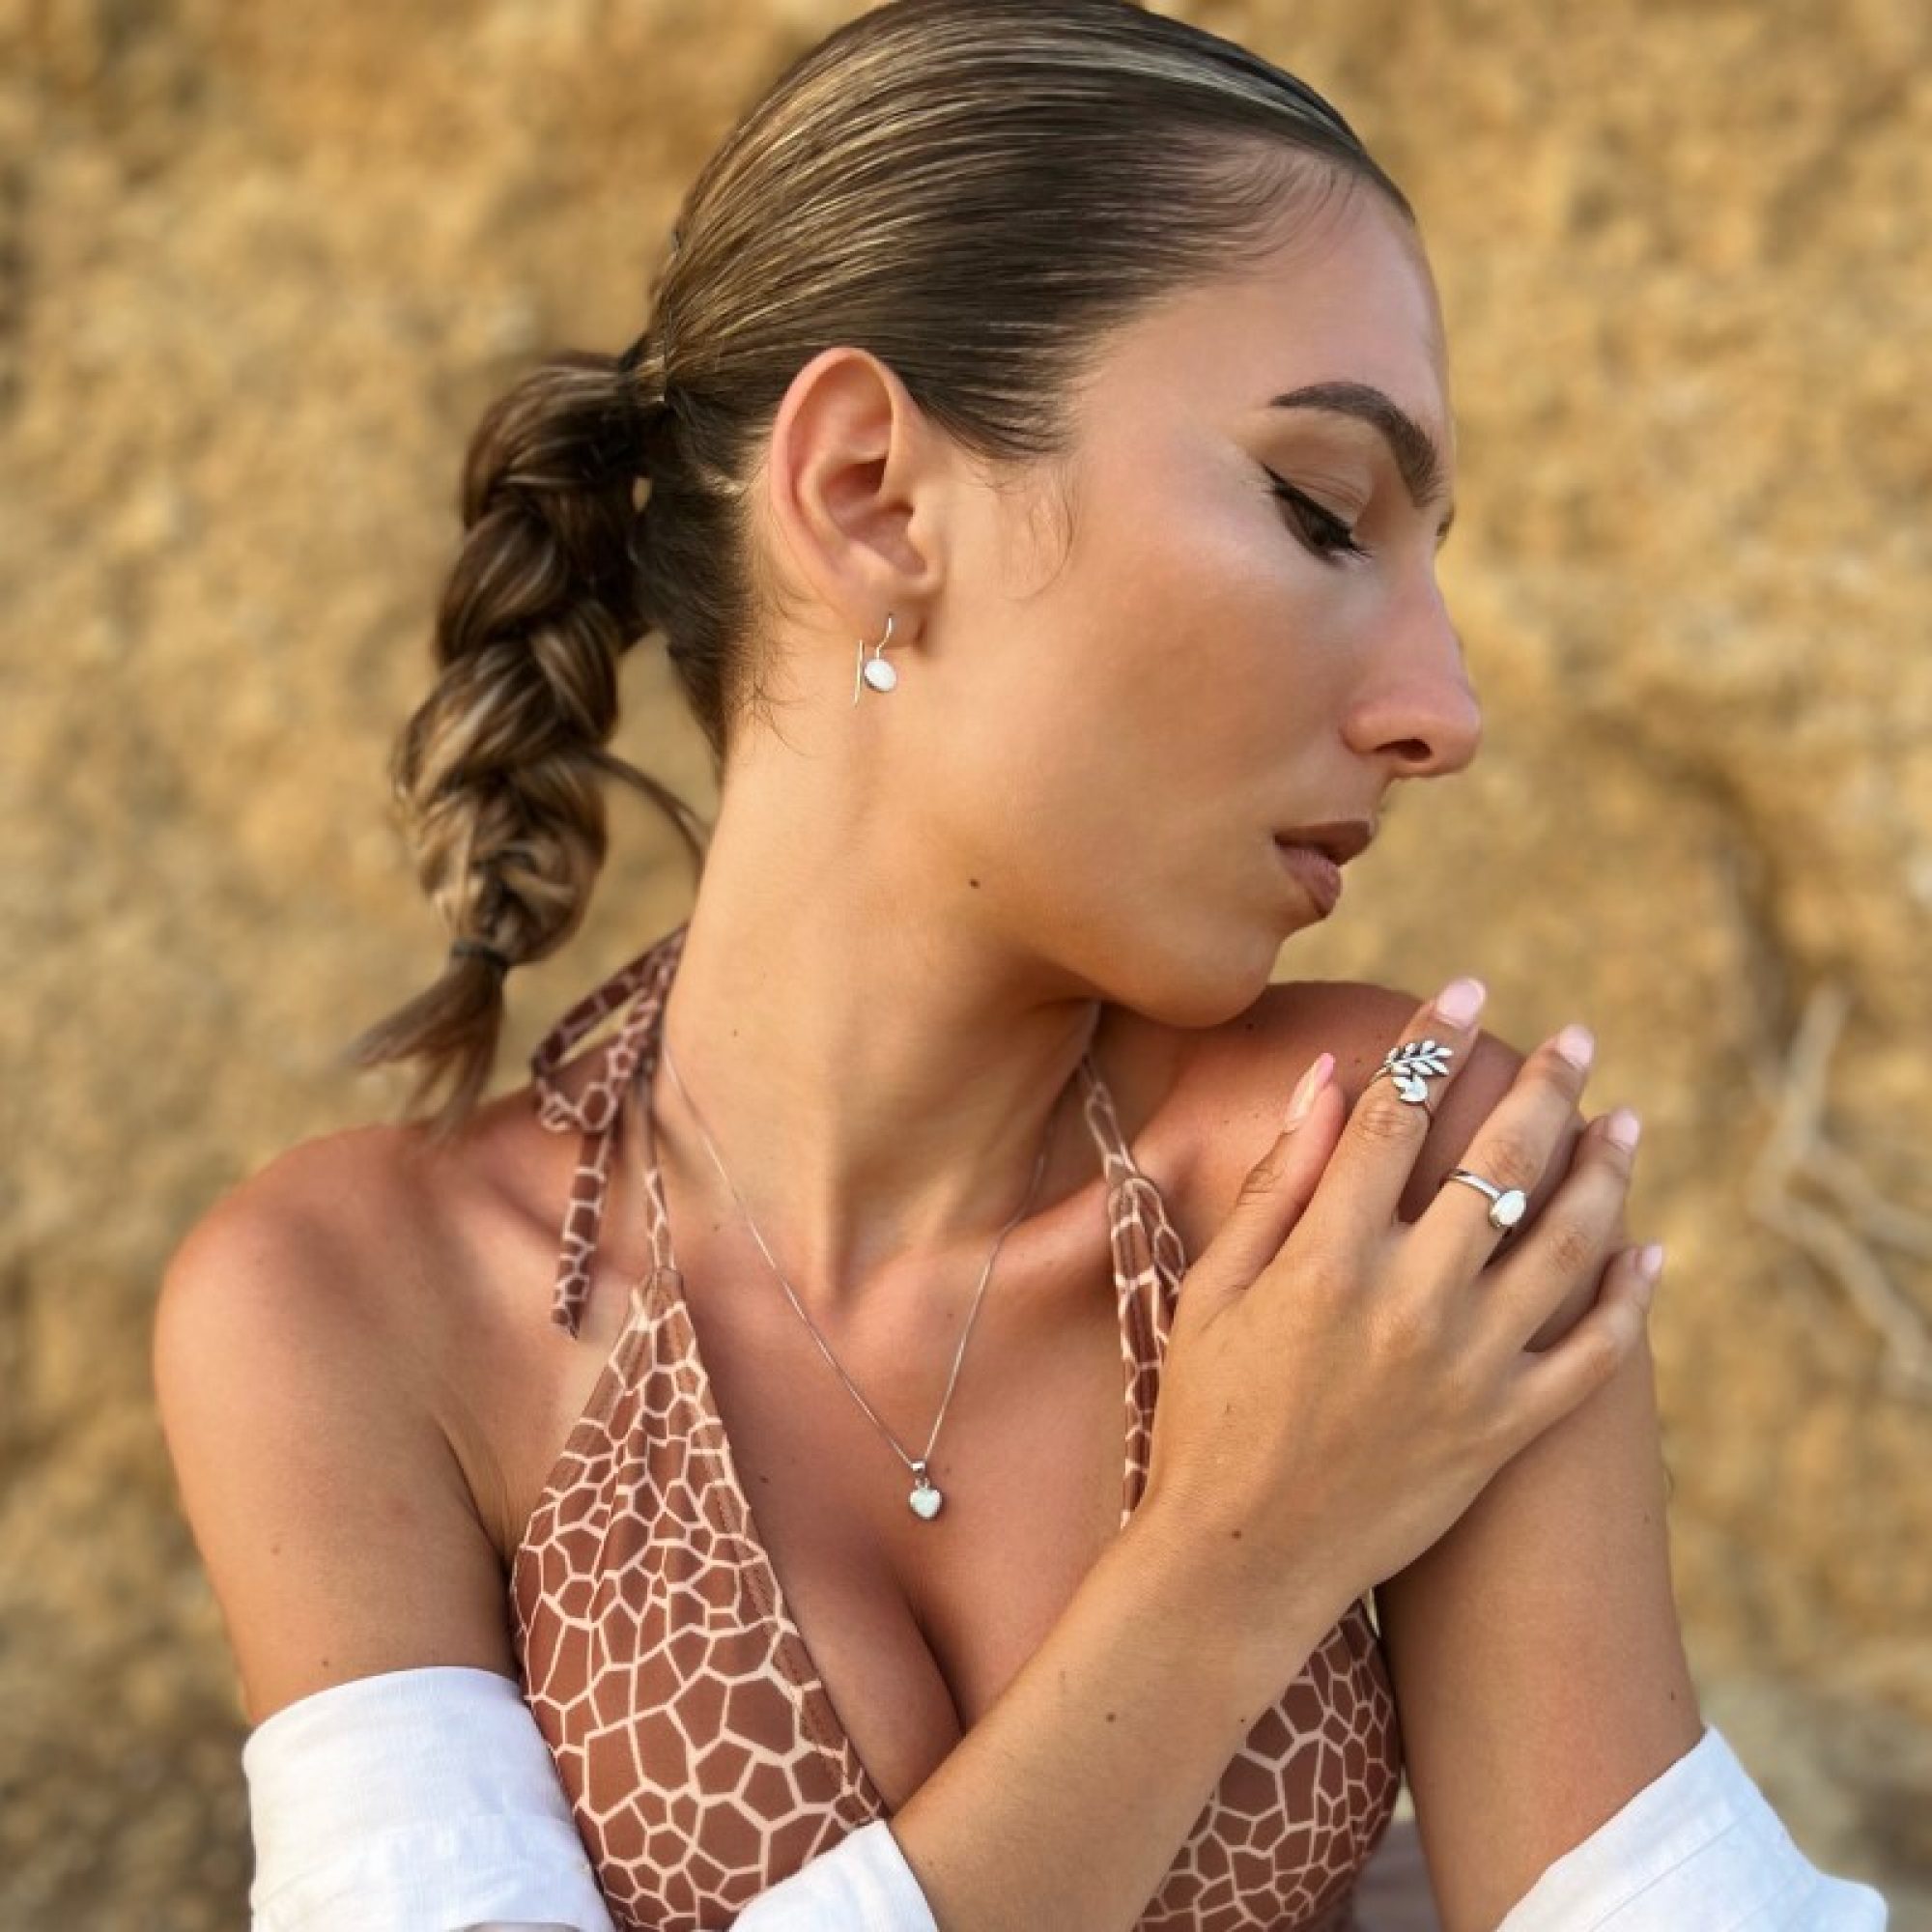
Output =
[{"x1": 2, "y1": 0, "x2": 1926, "y2": 1922}]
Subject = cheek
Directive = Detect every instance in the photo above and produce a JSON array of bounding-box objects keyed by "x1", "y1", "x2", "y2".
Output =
[
  {"x1": 1071, "y1": 486, "x2": 1343, "y2": 804},
  {"x1": 918, "y1": 463, "x2": 1349, "y2": 914}
]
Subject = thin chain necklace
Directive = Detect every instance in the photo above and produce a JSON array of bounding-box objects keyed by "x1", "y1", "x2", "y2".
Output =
[{"x1": 654, "y1": 1027, "x2": 1072, "y2": 1523}]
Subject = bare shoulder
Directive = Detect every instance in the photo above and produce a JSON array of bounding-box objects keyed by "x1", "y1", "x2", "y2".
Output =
[
  {"x1": 1160, "y1": 977, "x2": 1595, "y2": 1339},
  {"x1": 158, "y1": 1115, "x2": 488, "y2": 1401},
  {"x1": 153, "y1": 1117, "x2": 522, "y2": 1725}
]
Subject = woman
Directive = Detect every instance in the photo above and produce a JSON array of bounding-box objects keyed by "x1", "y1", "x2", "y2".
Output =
[{"x1": 154, "y1": 2, "x2": 1887, "y2": 1927}]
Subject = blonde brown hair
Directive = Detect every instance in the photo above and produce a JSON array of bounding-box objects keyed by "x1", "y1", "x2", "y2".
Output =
[{"x1": 343, "y1": 0, "x2": 1413, "y2": 1144}]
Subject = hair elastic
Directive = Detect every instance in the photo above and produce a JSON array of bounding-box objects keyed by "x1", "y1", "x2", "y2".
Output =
[{"x1": 450, "y1": 938, "x2": 513, "y2": 975}]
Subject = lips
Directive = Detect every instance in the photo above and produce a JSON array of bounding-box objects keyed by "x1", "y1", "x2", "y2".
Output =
[
  {"x1": 1273, "y1": 839, "x2": 1344, "y2": 914},
  {"x1": 1272, "y1": 818, "x2": 1375, "y2": 867}
]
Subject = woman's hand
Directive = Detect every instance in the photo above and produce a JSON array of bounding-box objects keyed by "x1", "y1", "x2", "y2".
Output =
[{"x1": 1142, "y1": 977, "x2": 1657, "y2": 1633}]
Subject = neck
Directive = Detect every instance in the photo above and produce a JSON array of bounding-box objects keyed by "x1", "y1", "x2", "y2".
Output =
[{"x1": 644, "y1": 776, "x2": 1109, "y2": 1323}]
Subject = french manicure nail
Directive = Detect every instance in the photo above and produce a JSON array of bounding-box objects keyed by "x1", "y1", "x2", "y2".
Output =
[
  {"x1": 1434, "y1": 977, "x2": 1486, "y2": 1026},
  {"x1": 1285, "y1": 1052, "x2": 1335, "y2": 1131},
  {"x1": 1555, "y1": 1023, "x2": 1596, "y2": 1070}
]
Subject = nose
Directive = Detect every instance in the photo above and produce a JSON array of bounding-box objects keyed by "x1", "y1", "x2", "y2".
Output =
[{"x1": 1342, "y1": 580, "x2": 1482, "y2": 779}]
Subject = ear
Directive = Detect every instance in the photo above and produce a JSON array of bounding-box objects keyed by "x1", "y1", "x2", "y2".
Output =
[{"x1": 761, "y1": 346, "x2": 949, "y2": 644}]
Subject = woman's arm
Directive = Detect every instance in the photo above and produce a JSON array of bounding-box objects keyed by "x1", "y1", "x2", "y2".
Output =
[
  {"x1": 153, "y1": 1157, "x2": 525, "y2": 1728},
  {"x1": 1367, "y1": 1010, "x2": 1705, "y2": 1931},
  {"x1": 885, "y1": 1504, "x2": 1337, "y2": 1930}
]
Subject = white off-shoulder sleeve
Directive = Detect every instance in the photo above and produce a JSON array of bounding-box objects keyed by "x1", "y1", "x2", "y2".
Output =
[
  {"x1": 729, "y1": 1817, "x2": 935, "y2": 1930},
  {"x1": 1495, "y1": 1721, "x2": 1889, "y2": 1929},
  {"x1": 242, "y1": 1662, "x2": 938, "y2": 1932},
  {"x1": 242, "y1": 1664, "x2": 615, "y2": 1931}
]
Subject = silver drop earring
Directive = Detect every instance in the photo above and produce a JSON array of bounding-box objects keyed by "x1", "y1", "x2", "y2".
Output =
[{"x1": 850, "y1": 611, "x2": 897, "y2": 703}]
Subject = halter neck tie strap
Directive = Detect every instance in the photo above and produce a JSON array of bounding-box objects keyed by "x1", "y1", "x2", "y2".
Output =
[{"x1": 528, "y1": 923, "x2": 690, "y2": 1336}]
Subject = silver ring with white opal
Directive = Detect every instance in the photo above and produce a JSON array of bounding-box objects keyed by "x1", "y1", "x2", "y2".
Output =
[{"x1": 1442, "y1": 1167, "x2": 1527, "y2": 1235}]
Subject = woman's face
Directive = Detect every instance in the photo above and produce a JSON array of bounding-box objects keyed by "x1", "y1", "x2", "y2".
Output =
[{"x1": 913, "y1": 180, "x2": 1478, "y2": 1020}]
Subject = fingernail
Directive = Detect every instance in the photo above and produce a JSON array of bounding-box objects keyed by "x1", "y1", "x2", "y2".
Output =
[
  {"x1": 1433, "y1": 977, "x2": 1487, "y2": 1026},
  {"x1": 1635, "y1": 1242, "x2": 1665, "y2": 1284},
  {"x1": 1554, "y1": 1023, "x2": 1596, "y2": 1070},
  {"x1": 1605, "y1": 1107, "x2": 1642, "y2": 1151},
  {"x1": 1285, "y1": 1052, "x2": 1334, "y2": 1131}
]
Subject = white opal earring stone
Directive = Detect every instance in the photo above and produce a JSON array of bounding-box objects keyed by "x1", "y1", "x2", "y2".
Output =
[{"x1": 863, "y1": 655, "x2": 897, "y2": 693}]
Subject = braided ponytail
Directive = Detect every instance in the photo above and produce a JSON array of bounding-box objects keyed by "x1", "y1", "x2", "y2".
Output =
[{"x1": 342, "y1": 338, "x2": 708, "y2": 1145}]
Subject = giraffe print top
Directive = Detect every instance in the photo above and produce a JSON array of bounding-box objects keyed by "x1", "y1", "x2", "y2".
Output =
[{"x1": 510, "y1": 921, "x2": 1405, "y2": 1931}]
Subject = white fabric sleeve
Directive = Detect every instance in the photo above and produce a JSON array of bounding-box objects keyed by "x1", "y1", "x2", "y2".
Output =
[
  {"x1": 1495, "y1": 1721, "x2": 1889, "y2": 1929},
  {"x1": 241, "y1": 1662, "x2": 939, "y2": 1932},
  {"x1": 242, "y1": 1663, "x2": 617, "y2": 1932},
  {"x1": 729, "y1": 1818, "x2": 936, "y2": 1930}
]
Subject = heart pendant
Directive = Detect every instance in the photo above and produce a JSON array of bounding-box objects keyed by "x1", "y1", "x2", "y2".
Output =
[{"x1": 907, "y1": 1462, "x2": 943, "y2": 1520}]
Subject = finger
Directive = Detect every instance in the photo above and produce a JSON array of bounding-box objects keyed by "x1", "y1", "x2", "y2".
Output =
[
  {"x1": 1499, "y1": 1238, "x2": 1662, "y2": 1455},
  {"x1": 1422, "y1": 1023, "x2": 1602, "y2": 1282},
  {"x1": 1482, "y1": 1107, "x2": 1640, "y2": 1353},
  {"x1": 1300, "y1": 977, "x2": 1492, "y2": 1247},
  {"x1": 1191, "y1": 1050, "x2": 1342, "y2": 1292}
]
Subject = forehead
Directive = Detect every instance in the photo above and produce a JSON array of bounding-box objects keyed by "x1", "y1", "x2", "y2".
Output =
[{"x1": 1094, "y1": 186, "x2": 1454, "y2": 463}]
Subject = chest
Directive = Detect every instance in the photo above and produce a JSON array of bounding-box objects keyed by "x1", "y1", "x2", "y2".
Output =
[
  {"x1": 701, "y1": 1243, "x2": 1134, "y2": 1809},
  {"x1": 481, "y1": 1180, "x2": 1147, "y2": 1813}
]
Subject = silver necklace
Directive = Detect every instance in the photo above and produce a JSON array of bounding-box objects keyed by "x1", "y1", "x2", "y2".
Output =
[{"x1": 654, "y1": 1029, "x2": 1069, "y2": 1523}]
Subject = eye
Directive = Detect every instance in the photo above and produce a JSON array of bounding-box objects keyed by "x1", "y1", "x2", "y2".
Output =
[{"x1": 1264, "y1": 469, "x2": 1370, "y2": 564}]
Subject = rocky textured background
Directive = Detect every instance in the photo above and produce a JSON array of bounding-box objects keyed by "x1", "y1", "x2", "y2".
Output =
[{"x1": 3, "y1": 0, "x2": 1928, "y2": 1923}]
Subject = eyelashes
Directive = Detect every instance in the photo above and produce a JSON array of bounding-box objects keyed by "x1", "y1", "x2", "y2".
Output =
[{"x1": 1264, "y1": 469, "x2": 1371, "y2": 564}]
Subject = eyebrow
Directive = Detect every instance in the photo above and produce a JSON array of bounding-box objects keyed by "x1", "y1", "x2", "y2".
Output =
[{"x1": 1266, "y1": 381, "x2": 1456, "y2": 538}]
